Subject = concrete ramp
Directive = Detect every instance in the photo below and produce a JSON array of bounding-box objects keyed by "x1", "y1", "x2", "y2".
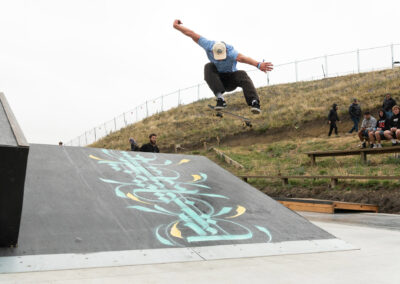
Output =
[{"x1": 0, "y1": 144, "x2": 353, "y2": 273}]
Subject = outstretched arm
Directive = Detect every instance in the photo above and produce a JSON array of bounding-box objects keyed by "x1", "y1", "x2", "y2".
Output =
[
  {"x1": 173, "y1": 19, "x2": 201, "y2": 43},
  {"x1": 237, "y1": 53, "x2": 273, "y2": 73}
]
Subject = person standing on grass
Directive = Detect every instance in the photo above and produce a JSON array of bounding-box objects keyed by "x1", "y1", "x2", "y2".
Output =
[
  {"x1": 140, "y1": 134, "x2": 160, "y2": 153},
  {"x1": 348, "y1": 98, "x2": 362, "y2": 134},
  {"x1": 328, "y1": 103, "x2": 340, "y2": 137},
  {"x1": 358, "y1": 111, "x2": 376, "y2": 148},
  {"x1": 384, "y1": 105, "x2": 400, "y2": 146},
  {"x1": 369, "y1": 110, "x2": 389, "y2": 148},
  {"x1": 173, "y1": 19, "x2": 273, "y2": 113},
  {"x1": 382, "y1": 93, "x2": 397, "y2": 119}
]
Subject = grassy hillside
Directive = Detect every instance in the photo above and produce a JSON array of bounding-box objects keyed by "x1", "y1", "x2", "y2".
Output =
[{"x1": 92, "y1": 68, "x2": 400, "y2": 151}]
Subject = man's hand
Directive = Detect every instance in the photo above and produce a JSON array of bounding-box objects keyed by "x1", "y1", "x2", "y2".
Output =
[
  {"x1": 172, "y1": 19, "x2": 200, "y2": 43},
  {"x1": 258, "y1": 61, "x2": 274, "y2": 72},
  {"x1": 237, "y1": 54, "x2": 273, "y2": 73},
  {"x1": 173, "y1": 19, "x2": 182, "y2": 29},
  {"x1": 391, "y1": 127, "x2": 397, "y2": 132}
]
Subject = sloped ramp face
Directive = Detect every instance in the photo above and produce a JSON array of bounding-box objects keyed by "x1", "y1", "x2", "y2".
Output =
[{"x1": 0, "y1": 145, "x2": 353, "y2": 272}]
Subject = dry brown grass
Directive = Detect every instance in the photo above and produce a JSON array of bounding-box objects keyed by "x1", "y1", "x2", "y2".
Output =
[{"x1": 91, "y1": 68, "x2": 400, "y2": 151}]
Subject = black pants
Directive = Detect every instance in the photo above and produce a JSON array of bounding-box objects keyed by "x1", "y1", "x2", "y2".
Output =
[
  {"x1": 328, "y1": 122, "x2": 338, "y2": 136},
  {"x1": 204, "y1": 63, "x2": 259, "y2": 106}
]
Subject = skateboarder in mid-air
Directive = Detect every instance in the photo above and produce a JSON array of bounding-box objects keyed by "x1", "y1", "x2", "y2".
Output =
[{"x1": 173, "y1": 19, "x2": 273, "y2": 114}]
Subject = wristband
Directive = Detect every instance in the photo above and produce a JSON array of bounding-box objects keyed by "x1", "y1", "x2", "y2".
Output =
[{"x1": 257, "y1": 62, "x2": 261, "y2": 69}]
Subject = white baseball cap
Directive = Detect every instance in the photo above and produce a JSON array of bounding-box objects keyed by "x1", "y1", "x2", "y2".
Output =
[{"x1": 212, "y1": 42, "x2": 227, "y2": 60}]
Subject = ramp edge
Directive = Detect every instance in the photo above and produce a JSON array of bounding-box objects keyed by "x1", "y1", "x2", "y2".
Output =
[
  {"x1": 0, "y1": 238, "x2": 355, "y2": 274},
  {"x1": 0, "y1": 92, "x2": 28, "y2": 147}
]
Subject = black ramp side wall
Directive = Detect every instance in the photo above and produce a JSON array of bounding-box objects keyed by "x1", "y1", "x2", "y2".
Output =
[
  {"x1": 0, "y1": 94, "x2": 29, "y2": 247},
  {"x1": 0, "y1": 147, "x2": 29, "y2": 246}
]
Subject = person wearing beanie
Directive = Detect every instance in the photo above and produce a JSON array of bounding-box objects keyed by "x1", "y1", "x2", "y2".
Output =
[
  {"x1": 129, "y1": 137, "x2": 140, "y2": 151},
  {"x1": 348, "y1": 98, "x2": 362, "y2": 134},
  {"x1": 328, "y1": 103, "x2": 340, "y2": 137}
]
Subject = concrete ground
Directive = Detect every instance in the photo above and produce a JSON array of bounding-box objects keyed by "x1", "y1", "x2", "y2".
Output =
[{"x1": 1, "y1": 213, "x2": 399, "y2": 284}]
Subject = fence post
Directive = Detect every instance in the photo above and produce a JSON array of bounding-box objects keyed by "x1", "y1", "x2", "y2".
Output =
[
  {"x1": 114, "y1": 117, "x2": 117, "y2": 131},
  {"x1": 357, "y1": 49, "x2": 360, "y2": 73},
  {"x1": 197, "y1": 84, "x2": 200, "y2": 100},
  {"x1": 94, "y1": 128, "x2": 97, "y2": 141},
  {"x1": 146, "y1": 101, "x2": 148, "y2": 117},
  {"x1": 135, "y1": 107, "x2": 138, "y2": 122},
  {"x1": 161, "y1": 95, "x2": 164, "y2": 111},
  {"x1": 123, "y1": 112, "x2": 127, "y2": 126},
  {"x1": 295, "y1": 60, "x2": 298, "y2": 82},
  {"x1": 178, "y1": 89, "x2": 181, "y2": 105},
  {"x1": 391, "y1": 43, "x2": 394, "y2": 68},
  {"x1": 324, "y1": 55, "x2": 328, "y2": 77},
  {"x1": 85, "y1": 131, "x2": 88, "y2": 145}
]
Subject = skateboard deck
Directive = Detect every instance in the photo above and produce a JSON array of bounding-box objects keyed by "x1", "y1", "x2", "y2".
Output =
[{"x1": 208, "y1": 104, "x2": 252, "y2": 127}]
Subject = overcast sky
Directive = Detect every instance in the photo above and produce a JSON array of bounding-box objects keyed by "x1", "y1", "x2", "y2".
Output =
[{"x1": 1, "y1": 0, "x2": 399, "y2": 144}]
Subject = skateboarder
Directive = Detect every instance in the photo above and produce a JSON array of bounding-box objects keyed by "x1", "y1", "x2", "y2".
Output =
[{"x1": 173, "y1": 19, "x2": 273, "y2": 114}]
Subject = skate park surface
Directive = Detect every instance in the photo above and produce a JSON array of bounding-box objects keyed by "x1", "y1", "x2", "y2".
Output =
[
  {"x1": 1, "y1": 213, "x2": 399, "y2": 284},
  {"x1": 1, "y1": 94, "x2": 399, "y2": 283}
]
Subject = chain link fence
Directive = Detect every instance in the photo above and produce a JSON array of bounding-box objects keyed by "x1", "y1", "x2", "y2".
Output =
[{"x1": 66, "y1": 43, "x2": 400, "y2": 146}]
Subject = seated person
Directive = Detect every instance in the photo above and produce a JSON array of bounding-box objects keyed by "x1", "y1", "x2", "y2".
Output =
[
  {"x1": 140, "y1": 133, "x2": 160, "y2": 153},
  {"x1": 358, "y1": 111, "x2": 377, "y2": 148},
  {"x1": 384, "y1": 105, "x2": 400, "y2": 146},
  {"x1": 369, "y1": 110, "x2": 389, "y2": 148}
]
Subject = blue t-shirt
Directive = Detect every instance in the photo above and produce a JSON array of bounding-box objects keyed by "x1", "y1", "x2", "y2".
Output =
[{"x1": 198, "y1": 37, "x2": 238, "y2": 73}]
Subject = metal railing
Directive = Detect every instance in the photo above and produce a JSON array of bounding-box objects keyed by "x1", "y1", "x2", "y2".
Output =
[{"x1": 66, "y1": 43, "x2": 400, "y2": 146}]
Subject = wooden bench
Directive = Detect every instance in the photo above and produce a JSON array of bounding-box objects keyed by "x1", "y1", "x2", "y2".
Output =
[
  {"x1": 306, "y1": 146, "x2": 400, "y2": 165},
  {"x1": 239, "y1": 175, "x2": 400, "y2": 188},
  {"x1": 274, "y1": 198, "x2": 379, "y2": 214}
]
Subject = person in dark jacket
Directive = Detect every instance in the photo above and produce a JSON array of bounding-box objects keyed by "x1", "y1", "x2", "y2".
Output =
[
  {"x1": 140, "y1": 133, "x2": 160, "y2": 153},
  {"x1": 129, "y1": 137, "x2": 140, "y2": 151},
  {"x1": 328, "y1": 103, "x2": 340, "y2": 136},
  {"x1": 348, "y1": 98, "x2": 362, "y2": 134},
  {"x1": 369, "y1": 110, "x2": 389, "y2": 148},
  {"x1": 384, "y1": 105, "x2": 400, "y2": 146},
  {"x1": 382, "y1": 93, "x2": 397, "y2": 119}
]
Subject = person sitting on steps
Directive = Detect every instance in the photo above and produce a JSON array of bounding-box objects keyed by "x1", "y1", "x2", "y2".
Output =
[
  {"x1": 358, "y1": 111, "x2": 376, "y2": 148},
  {"x1": 173, "y1": 19, "x2": 273, "y2": 114},
  {"x1": 384, "y1": 105, "x2": 400, "y2": 146},
  {"x1": 369, "y1": 110, "x2": 389, "y2": 148}
]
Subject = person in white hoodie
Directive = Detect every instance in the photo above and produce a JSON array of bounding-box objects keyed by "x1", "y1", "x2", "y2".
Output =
[{"x1": 358, "y1": 111, "x2": 377, "y2": 148}]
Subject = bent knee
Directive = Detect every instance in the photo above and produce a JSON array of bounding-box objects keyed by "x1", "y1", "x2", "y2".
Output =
[{"x1": 236, "y1": 70, "x2": 250, "y2": 79}]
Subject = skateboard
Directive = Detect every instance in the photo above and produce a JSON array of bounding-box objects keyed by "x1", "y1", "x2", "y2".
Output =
[{"x1": 208, "y1": 104, "x2": 252, "y2": 128}]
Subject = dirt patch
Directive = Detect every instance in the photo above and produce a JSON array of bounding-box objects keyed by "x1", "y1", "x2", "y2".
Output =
[
  {"x1": 260, "y1": 185, "x2": 400, "y2": 214},
  {"x1": 170, "y1": 117, "x2": 356, "y2": 152}
]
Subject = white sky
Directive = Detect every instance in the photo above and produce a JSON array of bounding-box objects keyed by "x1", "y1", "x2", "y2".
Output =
[{"x1": 0, "y1": 0, "x2": 399, "y2": 144}]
